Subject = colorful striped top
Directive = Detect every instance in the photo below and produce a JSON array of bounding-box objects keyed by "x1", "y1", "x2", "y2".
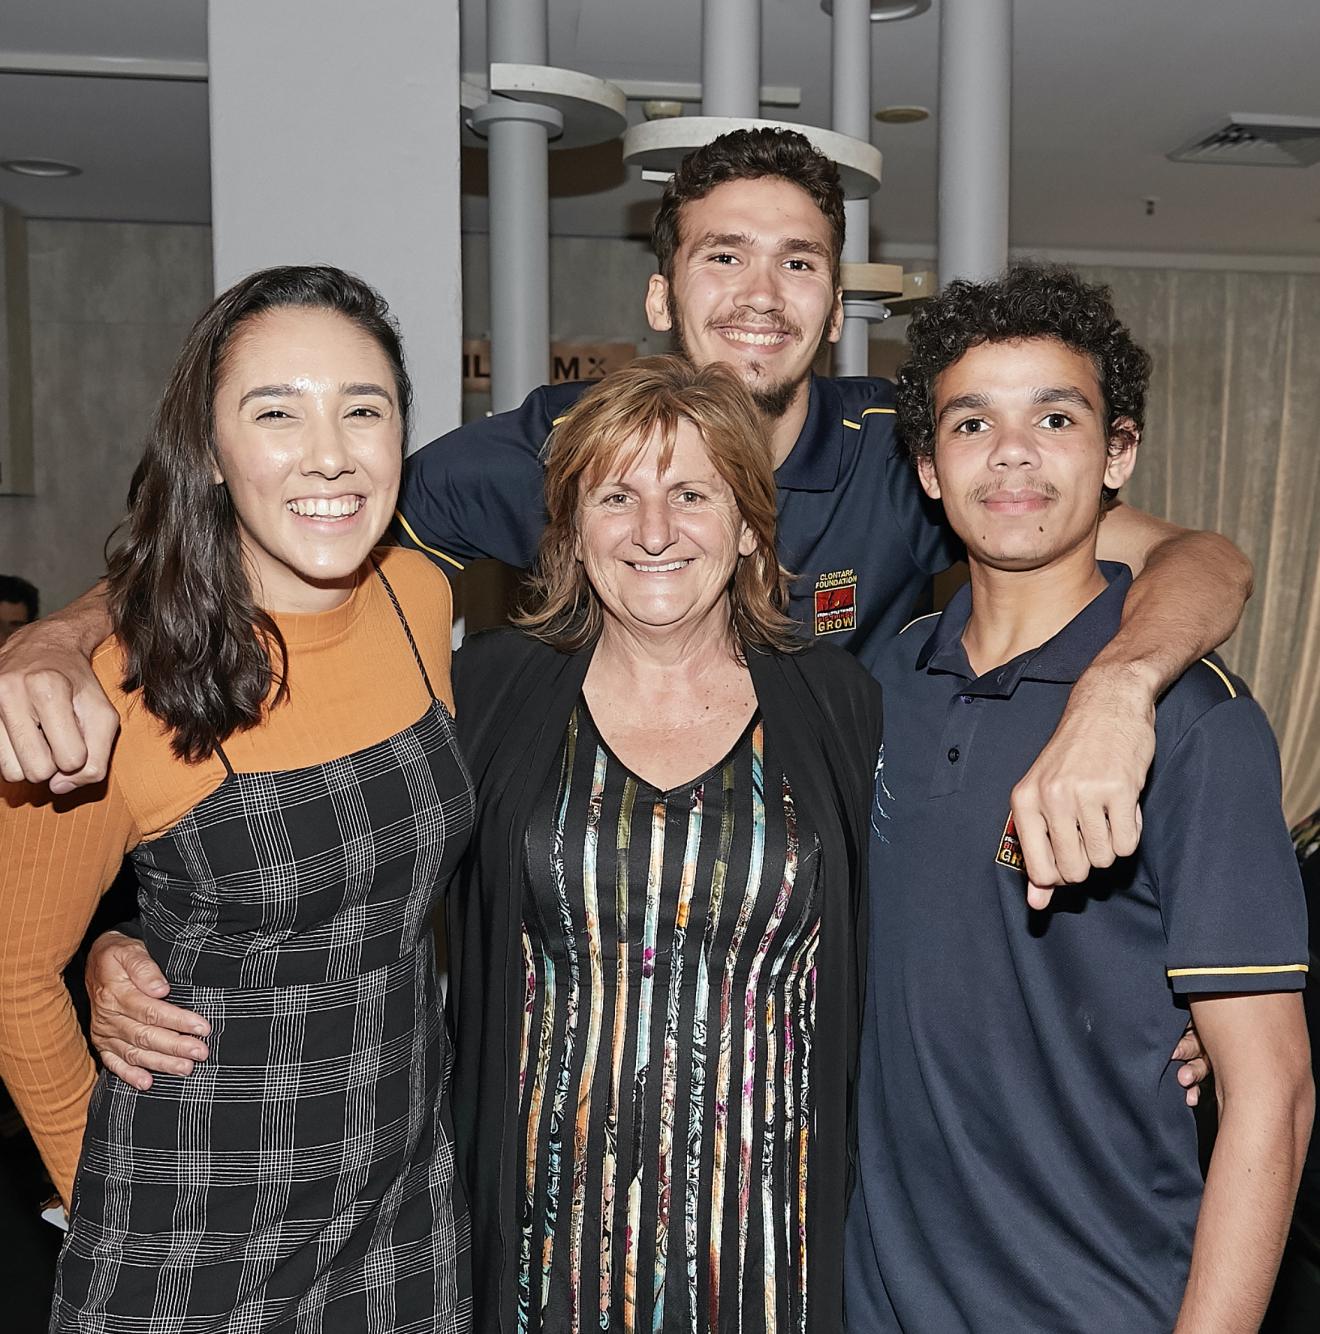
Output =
[{"x1": 515, "y1": 702, "x2": 821, "y2": 1334}]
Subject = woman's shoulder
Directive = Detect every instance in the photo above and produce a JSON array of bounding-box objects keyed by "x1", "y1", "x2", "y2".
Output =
[
  {"x1": 453, "y1": 626, "x2": 556, "y2": 681},
  {"x1": 771, "y1": 639, "x2": 881, "y2": 703}
]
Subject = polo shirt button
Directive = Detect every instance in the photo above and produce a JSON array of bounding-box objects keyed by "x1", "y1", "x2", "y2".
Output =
[
  {"x1": 959, "y1": 694, "x2": 972, "y2": 704},
  {"x1": 948, "y1": 746, "x2": 961, "y2": 763}
]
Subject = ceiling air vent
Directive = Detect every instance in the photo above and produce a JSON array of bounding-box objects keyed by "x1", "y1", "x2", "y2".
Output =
[{"x1": 1168, "y1": 114, "x2": 1320, "y2": 167}]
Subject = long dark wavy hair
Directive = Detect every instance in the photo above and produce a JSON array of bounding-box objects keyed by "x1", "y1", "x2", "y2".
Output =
[{"x1": 108, "y1": 265, "x2": 412, "y2": 762}]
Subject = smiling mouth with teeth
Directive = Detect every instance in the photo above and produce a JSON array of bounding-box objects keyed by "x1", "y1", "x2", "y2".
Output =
[
  {"x1": 720, "y1": 329, "x2": 789, "y2": 347},
  {"x1": 286, "y1": 496, "x2": 365, "y2": 519},
  {"x1": 628, "y1": 559, "x2": 692, "y2": 573}
]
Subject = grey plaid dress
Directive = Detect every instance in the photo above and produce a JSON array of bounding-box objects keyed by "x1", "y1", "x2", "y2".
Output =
[{"x1": 51, "y1": 568, "x2": 474, "y2": 1333}]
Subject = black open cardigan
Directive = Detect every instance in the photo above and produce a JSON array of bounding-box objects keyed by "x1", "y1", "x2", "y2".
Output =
[{"x1": 448, "y1": 628, "x2": 882, "y2": 1333}]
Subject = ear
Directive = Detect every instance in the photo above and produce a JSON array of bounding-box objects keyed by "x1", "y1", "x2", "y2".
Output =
[
  {"x1": 1104, "y1": 418, "x2": 1140, "y2": 492},
  {"x1": 825, "y1": 286, "x2": 844, "y2": 345},
  {"x1": 737, "y1": 520, "x2": 758, "y2": 559},
  {"x1": 915, "y1": 452, "x2": 941, "y2": 501},
  {"x1": 645, "y1": 274, "x2": 673, "y2": 333}
]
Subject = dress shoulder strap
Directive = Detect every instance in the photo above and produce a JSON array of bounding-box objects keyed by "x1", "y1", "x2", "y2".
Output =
[
  {"x1": 371, "y1": 557, "x2": 439, "y2": 703},
  {"x1": 210, "y1": 740, "x2": 236, "y2": 777}
]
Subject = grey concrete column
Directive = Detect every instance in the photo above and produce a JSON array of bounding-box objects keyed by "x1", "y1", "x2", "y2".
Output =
[
  {"x1": 485, "y1": 0, "x2": 553, "y2": 412},
  {"x1": 937, "y1": 0, "x2": 1012, "y2": 285},
  {"x1": 702, "y1": 0, "x2": 762, "y2": 118},
  {"x1": 208, "y1": 0, "x2": 463, "y2": 444},
  {"x1": 831, "y1": 0, "x2": 873, "y2": 377}
]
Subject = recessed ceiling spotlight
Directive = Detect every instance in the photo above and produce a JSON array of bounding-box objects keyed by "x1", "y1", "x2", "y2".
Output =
[
  {"x1": 875, "y1": 105, "x2": 930, "y2": 125},
  {"x1": 2, "y1": 158, "x2": 82, "y2": 178}
]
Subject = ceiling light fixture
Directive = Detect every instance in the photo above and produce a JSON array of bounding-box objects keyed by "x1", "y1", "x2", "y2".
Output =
[
  {"x1": 875, "y1": 105, "x2": 930, "y2": 124},
  {"x1": 2, "y1": 158, "x2": 82, "y2": 179},
  {"x1": 820, "y1": 1, "x2": 932, "y2": 19}
]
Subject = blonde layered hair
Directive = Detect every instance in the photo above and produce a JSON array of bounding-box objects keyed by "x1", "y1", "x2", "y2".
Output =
[{"x1": 516, "y1": 355, "x2": 798, "y2": 654}]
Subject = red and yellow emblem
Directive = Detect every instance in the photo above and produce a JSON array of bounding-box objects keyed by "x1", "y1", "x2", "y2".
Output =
[
  {"x1": 996, "y1": 813, "x2": 1025, "y2": 872},
  {"x1": 814, "y1": 568, "x2": 857, "y2": 636}
]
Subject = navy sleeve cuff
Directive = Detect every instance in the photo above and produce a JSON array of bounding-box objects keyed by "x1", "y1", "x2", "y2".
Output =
[{"x1": 1168, "y1": 962, "x2": 1308, "y2": 995}]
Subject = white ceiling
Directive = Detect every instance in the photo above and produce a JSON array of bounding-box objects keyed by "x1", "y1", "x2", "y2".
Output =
[{"x1": 2, "y1": 0, "x2": 1319, "y2": 259}]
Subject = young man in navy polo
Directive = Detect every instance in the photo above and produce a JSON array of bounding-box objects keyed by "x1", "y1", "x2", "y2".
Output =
[{"x1": 845, "y1": 264, "x2": 1313, "y2": 1332}]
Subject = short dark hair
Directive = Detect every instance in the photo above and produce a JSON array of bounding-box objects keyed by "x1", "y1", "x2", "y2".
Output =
[
  {"x1": 651, "y1": 127, "x2": 846, "y2": 284},
  {"x1": 109, "y1": 264, "x2": 412, "y2": 762},
  {"x1": 0, "y1": 574, "x2": 38, "y2": 621},
  {"x1": 897, "y1": 263, "x2": 1152, "y2": 498}
]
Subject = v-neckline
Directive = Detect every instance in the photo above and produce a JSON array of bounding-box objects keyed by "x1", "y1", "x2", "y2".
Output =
[{"x1": 576, "y1": 696, "x2": 761, "y2": 798}]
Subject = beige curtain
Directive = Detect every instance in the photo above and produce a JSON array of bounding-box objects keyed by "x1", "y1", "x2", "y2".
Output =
[{"x1": 1078, "y1": 266, "x2": 1320, "y2": 822}]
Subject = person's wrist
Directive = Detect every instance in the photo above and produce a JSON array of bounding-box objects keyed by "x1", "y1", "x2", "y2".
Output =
[{"x1": 1079, "y1": 655, "x2": 1163, "y2": 707}]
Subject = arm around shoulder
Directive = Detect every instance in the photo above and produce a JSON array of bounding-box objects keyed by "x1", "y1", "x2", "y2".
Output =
[
  {"x1": 394, "y1": 385, "x2": 575, "y2": 570},
  {"x1": 0, "y1": 582, "x2": 118, "y2": 790}
]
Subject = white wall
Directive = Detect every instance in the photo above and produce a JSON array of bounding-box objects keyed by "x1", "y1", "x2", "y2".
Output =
[
  {"x1": 0, "y1": 221, "x2": 212, "y2": 613},
  {"x1": 208, "y1": 0, "x2": 464, "y2": 447}
]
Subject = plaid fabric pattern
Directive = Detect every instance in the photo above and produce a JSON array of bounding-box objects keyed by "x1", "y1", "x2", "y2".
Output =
[{"x1": 52, "y1": 593, "x2": 474, "y2": 1333}]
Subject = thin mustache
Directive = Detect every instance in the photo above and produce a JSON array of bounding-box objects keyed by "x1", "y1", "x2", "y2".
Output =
[
  {"x1": 968, "y1": 481, "x2": 1061, "y2": 504},
  {"x1": 706, "y1": 310, "x2": 802, "y2": 339}
]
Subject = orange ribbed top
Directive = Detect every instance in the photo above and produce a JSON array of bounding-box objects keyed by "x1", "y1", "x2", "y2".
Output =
[{"x1": 0, "y1": 548, "x2": 454, "y2": 1203}]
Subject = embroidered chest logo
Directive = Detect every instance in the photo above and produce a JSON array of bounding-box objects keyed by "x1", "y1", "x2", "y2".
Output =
[
  {"x1": 814, "y1": 568, "x2": 857, "y2": 636},
  {"x1": 996, "y1": 813, "x2": 1026, "y2": 872}
]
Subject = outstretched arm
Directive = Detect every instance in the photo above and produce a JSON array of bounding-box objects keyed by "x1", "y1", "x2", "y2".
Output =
[
  {"x1": 1012, "y1": 505, "x2": 1252, "y2": 905},
  {"x1": 1175, "y1": 991, "x2": 1312, "y2": 1332},
  {"x1": 0, "y1": 583, "x2": 118, "y2": 793}
]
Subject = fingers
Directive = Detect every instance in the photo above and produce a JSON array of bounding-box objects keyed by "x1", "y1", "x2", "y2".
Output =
[
  {"x1": 0, "y1": 675, "x2": 60, "y2": 784},
  {"x1": 90, "y1": 1004, "x2": 210, "y2": 1078},
  {"x1": 0, "y1": 656, "x2": 120, "y2": 790},
  {"x1": 122, "y1": 941, "x2": 175, "y2": 1004},
  {"x1": 1011, "y1": 805, "x2": 1059, "y2": 895},
  {"x1": 0, "y1": 715, "x2": 24, "y2": 784},
  {"x1": 87, "y1": 935, "x2": 211, "y2": 1080},
  {"x1": 97, "y1": 1049, "x2": 154, "y2": 1092},
  {"x1": 1013, "y1": 776, "x2": 1146, "y2": 904}
]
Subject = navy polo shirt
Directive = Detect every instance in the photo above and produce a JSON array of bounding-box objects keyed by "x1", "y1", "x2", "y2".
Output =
[
  {"x1": 846, "y1": 563, "x2": 1309, "y2": 1333},
  {"x1": 393, "y1": 375, "x2": 960, "y2": 673}
]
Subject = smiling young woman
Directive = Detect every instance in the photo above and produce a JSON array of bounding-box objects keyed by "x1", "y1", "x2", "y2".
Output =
[{"x1": 0, "y1": 266, "x2": 474, "y2": 1333}]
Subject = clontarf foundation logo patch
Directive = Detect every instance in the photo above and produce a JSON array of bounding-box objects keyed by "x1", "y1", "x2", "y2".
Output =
[
  {"x1": 996, "y1": 813, "x2": 1025, "y2": 872},
  {"x1": 814, "y1": 568, "x2": 857, "y2": 636}
]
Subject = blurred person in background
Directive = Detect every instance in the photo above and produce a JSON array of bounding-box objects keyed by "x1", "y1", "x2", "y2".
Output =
[{"x1": 0, "y1": 574, "x2": 38, "y2": 645}]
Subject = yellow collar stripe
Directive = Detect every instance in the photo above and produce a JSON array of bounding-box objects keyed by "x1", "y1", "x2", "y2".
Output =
[{"x1": 393, "y1": 511, "x2": 465, "y2": 571}]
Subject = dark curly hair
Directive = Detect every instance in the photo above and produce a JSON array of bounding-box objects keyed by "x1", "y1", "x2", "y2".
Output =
[
  {"x1": 897, "y1": 263, "x2": 1151, "y2": 500},
  {"x1": 651, "y1": 128, "x2": 846, "y2": 284}
]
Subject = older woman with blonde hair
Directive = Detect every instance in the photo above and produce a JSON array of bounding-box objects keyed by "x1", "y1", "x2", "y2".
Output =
[{"x1": 449, "y1": 355, "x2": 881, "y2": 1334}]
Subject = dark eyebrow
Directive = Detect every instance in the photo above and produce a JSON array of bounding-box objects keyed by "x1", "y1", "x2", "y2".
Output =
[
  {"x1": 341, "y1": 382, "x2": 394, "y2": 403},
  {"x1": 1032, "y1": 385, "x2": 1097, "y2": 412},
  {"x1": 237, "y1": 382, "x2": 394, "y2": 408},
  {"x1": 779, "y1": 236, "x2": 830, "y2": 260},
  {"x1": 238, "y1": 383, "x2": 298, "y2": 408},
  {"x1": 936, "y1": 390, "x2": 991, "y2": 425},
  {"x1": 694, "y1": 231, "x2": 754, "y2": 252}
]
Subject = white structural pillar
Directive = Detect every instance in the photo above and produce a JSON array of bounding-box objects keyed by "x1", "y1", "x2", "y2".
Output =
[
  {"x1": 937, "y1": 0, "x2": 1012, "y2": 285},
  {"x1": 207, "y1": 0, "x2": 463, "y2": 445},
  {"x1": 831, "y1": 0, "x2": 873, "y2": 376},
  {"x1": 480, "y1": 0, "x2": 555, "y2": 412},
  {"x1": 703, "y1": 0, "x2": 761, "y2": 118}
]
